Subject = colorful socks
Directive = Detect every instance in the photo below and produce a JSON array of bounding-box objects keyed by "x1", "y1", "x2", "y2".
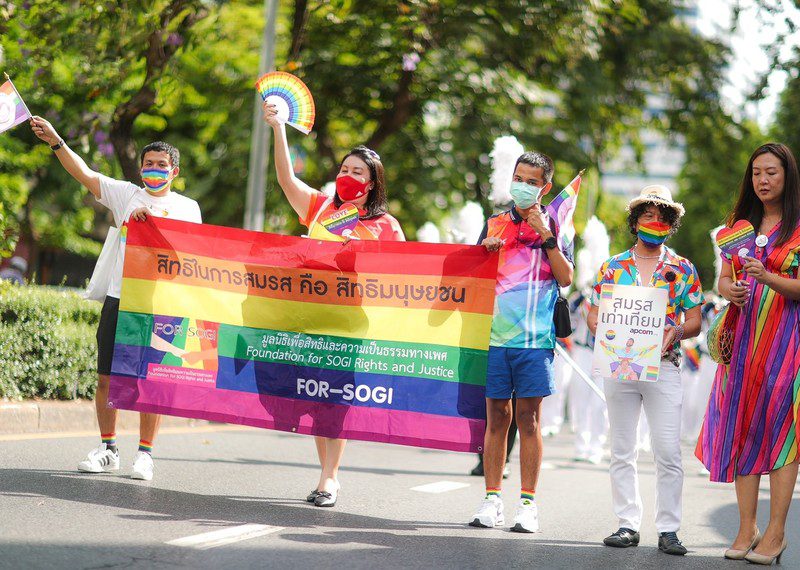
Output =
[
  {"x1": 485, "y1": 487, "x2": 501, "y2": 499},
  {"x1": 138, "y1": 439, "x2": 153, "y2": 455},
  {"x1": 101, "y1": 433, "x2": 117, "y2": 453},
  {"x1": 521, "y1": 488, "x2": 535, "y2": 503}
]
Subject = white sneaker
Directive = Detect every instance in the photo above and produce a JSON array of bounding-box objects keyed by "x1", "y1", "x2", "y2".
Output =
[
  {"x1": 130, "y1": 451, "x2": 154, "y2": 481},
  {"x1": 77, "y1": 443, "x2": 119, "y2": 473},
  {"x1": 511, "y1": 499, "x2": 539, "y2": 533},
  {"x1": 469, "y1": 496, "x2": 504, "y2": 528}
]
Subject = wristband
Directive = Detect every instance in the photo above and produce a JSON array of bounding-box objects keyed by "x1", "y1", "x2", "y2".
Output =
[
  {"x1": 673, "y1": 324, "x2": 684, "y2": 344},
  {"x1": 50, "y1": 139, "x2": 65, "y2": 151}
]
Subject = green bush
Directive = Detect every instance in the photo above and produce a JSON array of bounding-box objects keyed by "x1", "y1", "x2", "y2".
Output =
[{"x1": 0, "y1": 281, "x2": 100, "y2": 400}]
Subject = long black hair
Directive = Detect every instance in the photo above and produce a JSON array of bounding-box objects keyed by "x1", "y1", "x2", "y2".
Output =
[
  {"x1": 333, "y1": 145, "x2": 387, "y2": 219},
  {"x1": 729, "y1": 142, "x2": 800, "y2": 245}
]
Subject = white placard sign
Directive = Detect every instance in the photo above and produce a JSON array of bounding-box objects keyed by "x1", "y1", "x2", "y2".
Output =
[{"x1": 592, "y1": 284, "x2": 668, "y2": 382}]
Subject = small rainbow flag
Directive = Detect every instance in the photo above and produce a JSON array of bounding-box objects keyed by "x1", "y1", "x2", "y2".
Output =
[
  {"x1": 645, "y1": 365, "x2": 660, "y2": 382},
  {"x1": 601, "y1": 285, "x2": 613, "y2": 300},
  {"x1": 684, "y1": 344, "x2": 701, "y2": 372},
  {"x1": 0, "y1": 78, "x2": 31, "y2": 134},
  {"x1": 545, "y1": 171, "x2": 583, "y2": 253},
  {"x1": 638, "y1": 222, "x2": 671, "y2": 246}
]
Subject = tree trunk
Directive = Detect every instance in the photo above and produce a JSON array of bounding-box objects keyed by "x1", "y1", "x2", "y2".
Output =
[{"x1": 109, "y1": 0, "x2": 208, "y2": 183}]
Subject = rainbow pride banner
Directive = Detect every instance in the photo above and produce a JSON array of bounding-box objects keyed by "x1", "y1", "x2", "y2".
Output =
[{"x1": 108, "y1": 218, "x2": 498, "y2": 452}]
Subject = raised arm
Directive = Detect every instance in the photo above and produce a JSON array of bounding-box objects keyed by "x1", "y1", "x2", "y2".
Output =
[
  {"x1": 30, "y1": 116, "x2": 101, "y2": 198},
  {"x1": 262, "y1": 103, "x2": 319, "y2": 220}
]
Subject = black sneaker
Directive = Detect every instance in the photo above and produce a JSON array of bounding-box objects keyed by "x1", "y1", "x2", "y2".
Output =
[
  {"x1": 469, "y1": 460, "x2": 484, "y2": 476},
  {"x1": 603, "y1": 527, "x2": 640, "y2": 548},
  {"x1": 658, "y1": 532, "x2": 687, "y2": 555}
]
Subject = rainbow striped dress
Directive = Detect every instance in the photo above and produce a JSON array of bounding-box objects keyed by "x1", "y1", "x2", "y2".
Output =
[{"x1": 696, "y1": 221, "x2": 800, "y2": 482}]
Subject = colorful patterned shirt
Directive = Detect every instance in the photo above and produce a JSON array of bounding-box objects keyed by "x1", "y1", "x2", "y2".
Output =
[
  {"x1": 301, "y1": 193, "x2": 405, "y2": 241},
  {"x1": 478, "y1": 207, "x2": 573, "y2": 349},
  {"x1": 590, "y1": 247, "x2": 704, "y2": 356}
]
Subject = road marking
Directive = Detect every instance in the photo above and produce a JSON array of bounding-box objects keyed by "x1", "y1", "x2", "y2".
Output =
[
  {"x1": 411, "y1": 481, "x2": 470, "y2": 493},
  {"x1": 166, "y1": 524, "x2": 283, "y2": 550}
]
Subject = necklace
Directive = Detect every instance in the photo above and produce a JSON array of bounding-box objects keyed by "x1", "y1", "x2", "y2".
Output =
[{"x1": 632, "y1": 249, "x2": 661, "y2": 259}]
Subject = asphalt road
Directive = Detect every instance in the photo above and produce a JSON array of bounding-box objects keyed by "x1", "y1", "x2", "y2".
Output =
[{"x1": 1, "y1": 425, "x2": 797, "y2": 569}]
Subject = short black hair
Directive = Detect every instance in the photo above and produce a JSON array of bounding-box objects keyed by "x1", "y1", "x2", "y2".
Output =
[
  {"x1": 140, "y1": 141, "x2": 180, "y2": 168},
  {"x1": 514, "y1": 152, "x2": 554, "y2": 183},
  {"x1": 627, "y1": 202, "x2": 682, "y2": 237}
]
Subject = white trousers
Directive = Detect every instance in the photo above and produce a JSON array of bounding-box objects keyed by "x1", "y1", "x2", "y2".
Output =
[
  {"x1": 569, "y1": 345, "x2": 607, "y2": 460},
  {"x1": 603, "y1": 363, "x2": 683, "y2": 533}
]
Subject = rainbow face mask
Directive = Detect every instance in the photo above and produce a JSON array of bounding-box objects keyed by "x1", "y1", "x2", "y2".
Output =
[
  {"x1": 638, "y1": 220, "x2": 671, "y2": 246},
  {"x1": 141, "y1": 168, "x2": 173, "y2": 193}
]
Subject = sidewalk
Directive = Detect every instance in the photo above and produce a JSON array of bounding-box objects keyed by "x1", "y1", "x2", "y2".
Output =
[{"x1": 0, "y1": 400, "x2": 208, "y2": 434}]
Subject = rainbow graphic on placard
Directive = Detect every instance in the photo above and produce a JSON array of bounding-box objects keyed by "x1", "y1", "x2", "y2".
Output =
[
  {"x1": 645, "y1": 365, "x2": 659, "y2": 382},
  {"x1": 601, "y1": 285, "x2": 614, "y2": 300},
  {"x1": 256, "y1": 71, "x2": 315, "y2": 134},
  {"x1": 320, "y1": 203, "x2": 359, "y2": 236},
  {"x1": 715, "y1": 220, "x2": 756, "y2": 258}
]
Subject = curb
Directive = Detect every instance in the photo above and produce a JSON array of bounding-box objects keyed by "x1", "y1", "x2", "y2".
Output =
[{"x1": 0, "y1": 400, "x2": 210, "y2": 435}]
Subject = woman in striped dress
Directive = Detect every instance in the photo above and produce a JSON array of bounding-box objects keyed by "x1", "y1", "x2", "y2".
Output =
[{"x1": 697, "y1": 143, "x2": 800, "y2": 565}]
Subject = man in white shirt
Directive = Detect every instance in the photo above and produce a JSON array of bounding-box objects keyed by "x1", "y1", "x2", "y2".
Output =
[{"x1": 31, "y1": 116, "x2": 202, "y2": 481}]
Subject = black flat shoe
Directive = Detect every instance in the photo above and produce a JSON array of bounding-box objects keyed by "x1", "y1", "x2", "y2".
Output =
[
  {"x1": 314, "y1": 490, "x2": 337, "y2": 507},
  {"x1": 603, "y1": 528, "x2": 640, "y2": 548},
  {"x1": 306, "y1": 490, "x2": 321, "y2": 503},
  {"x1": 658, "y1": 532, "x2": 687, "y2": 555},
  {"x1": 469, "y1": 461, "x2": 484, "y2": 476}
]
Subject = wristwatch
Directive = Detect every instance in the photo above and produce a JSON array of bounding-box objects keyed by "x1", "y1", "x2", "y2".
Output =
[
  {"x1": 541, "y1": 236, "x2": 557, "y2": 250},
  {"x1": 50, "y1": 139, "x2": 65, "y2": 151}
]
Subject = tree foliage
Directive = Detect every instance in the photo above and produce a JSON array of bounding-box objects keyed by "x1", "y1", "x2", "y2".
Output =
[{"x1": 0, "y1": 0, "x2": 753, "y2": 286}]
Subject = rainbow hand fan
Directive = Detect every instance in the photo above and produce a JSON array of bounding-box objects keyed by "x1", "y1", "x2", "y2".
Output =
[{"x1": 256, "y1": 71, "x2": 315, "y2": 135}]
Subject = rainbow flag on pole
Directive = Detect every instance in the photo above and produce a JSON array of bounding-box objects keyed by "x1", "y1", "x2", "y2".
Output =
[
  {"x1": 0, "y1": 78, "x2": 31, "y2": 134},
  {"x1": 108, "y1": 218, "x2": 499, "y2": 452},
  {"x1": 546, "y1": 171, "x2": 583, "y2": 253}
]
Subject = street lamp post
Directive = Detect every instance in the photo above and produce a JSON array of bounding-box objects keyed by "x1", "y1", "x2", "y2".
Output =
[{"x1": 243, "y1": 0, "x2": 279, "y2": 231}]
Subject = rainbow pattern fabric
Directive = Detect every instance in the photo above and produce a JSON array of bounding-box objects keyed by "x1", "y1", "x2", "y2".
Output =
[
  {"x1": 256, "y1": 71, "x2": 315, "y2": 134},
  {"x1": 638, "y1": 221, "x2": 671, "y2": 246},
  {"x1": 0, "y1": 79, "x2": 31, "y2": 134},
  {"x1": 108, "y1": 218, "x2": 498, "y2": 452},
  {"x1": 545, "y1": 172, "x2": 582, "y2": 253},
  {"x1": 697, "y1": 222, "x2": 800, "y2": 482}
]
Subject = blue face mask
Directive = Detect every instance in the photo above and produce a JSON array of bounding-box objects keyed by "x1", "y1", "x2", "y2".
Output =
[{"x1": 509, "y1": 181, "x2": 543, "y2": 209}]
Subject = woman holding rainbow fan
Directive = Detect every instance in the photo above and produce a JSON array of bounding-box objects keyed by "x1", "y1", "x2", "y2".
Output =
[
  {"x1": 588, "y1": 185, "x2": 703, "y2": 556},
  {"x1": 262, "y1": 94, "x2": 404, "y2": 508},
  {"x1": 697, "y1": 143, "x2": 800, "y2": 565}
]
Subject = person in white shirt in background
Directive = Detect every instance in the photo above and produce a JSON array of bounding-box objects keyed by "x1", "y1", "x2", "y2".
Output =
[
  {"x1": 540, "y1": 325, "x2": 573, "y2": 438},
  {"x1": 567, "y1": 216, "x2": 610, "y2": 464},
  {"x1": 31, "y1": 116, "x2": 202, "y2": 482}
]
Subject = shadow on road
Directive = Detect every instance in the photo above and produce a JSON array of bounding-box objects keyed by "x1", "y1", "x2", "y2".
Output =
[
  {"x1": 155, "y1": 455, "x2": 466, "y2": 478},
  {"x1": 0, "y1": 467, "x2": 461, "y2": 532}
]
